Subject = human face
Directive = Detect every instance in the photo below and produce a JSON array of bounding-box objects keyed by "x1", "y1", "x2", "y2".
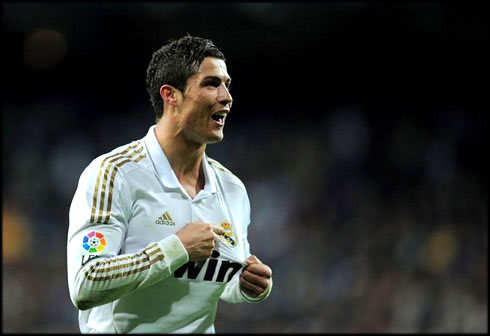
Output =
[{"x1": 177, "y1": 57, "x2": 233, "y2": 145}]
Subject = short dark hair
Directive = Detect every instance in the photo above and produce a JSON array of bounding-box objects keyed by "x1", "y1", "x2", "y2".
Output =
[{"x1": 146, "y1": 34, "x2": 226, "y2": 121}]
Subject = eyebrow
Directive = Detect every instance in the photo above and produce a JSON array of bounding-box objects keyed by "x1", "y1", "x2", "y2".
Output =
[{"x1": 202, "y1": 75, "x2": 232, "y2": 87}]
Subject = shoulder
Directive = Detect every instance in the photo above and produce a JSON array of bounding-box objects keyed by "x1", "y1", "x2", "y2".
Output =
[
  {"x1": 206, "y1": 156, "x2": 247, "y2": 193},
  {"x1": 83, "y1": 140, "x2": 152, "y2": 182}
]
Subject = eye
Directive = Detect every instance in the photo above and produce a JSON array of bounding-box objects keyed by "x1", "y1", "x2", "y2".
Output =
[{"x1": 205, "y1": 79, "x2": 220, "y2": 88}]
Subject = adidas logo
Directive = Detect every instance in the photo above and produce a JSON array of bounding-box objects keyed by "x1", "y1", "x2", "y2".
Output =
[{"x1": 155, "y1": 211, "x2": 175, "y2": 226}]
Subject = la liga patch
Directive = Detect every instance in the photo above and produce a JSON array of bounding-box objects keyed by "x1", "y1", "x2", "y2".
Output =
[{"x1": 83, "y1": 231, "x2": 106, "y2": 253}]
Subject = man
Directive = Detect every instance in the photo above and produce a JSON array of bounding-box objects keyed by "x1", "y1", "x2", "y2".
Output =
[{"x1": 67, "y1": 35, "x2": 272, "y2": 333}]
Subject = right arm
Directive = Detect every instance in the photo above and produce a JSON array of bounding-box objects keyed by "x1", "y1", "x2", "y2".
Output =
[
  {"x1": 67, "y1": 159, "x2": 189, "y2": 311},
  {"x1": 67, "y1": 158, "x2": 222, "y2": 311}
]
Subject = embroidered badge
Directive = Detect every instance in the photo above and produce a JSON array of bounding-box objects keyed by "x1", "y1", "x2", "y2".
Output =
[
  {"x1": 219, "y1": 221, "x2": 238, "y2": 248},
  {"x1": 82, "y1": 231, "x2": 106, "y2": 253}
]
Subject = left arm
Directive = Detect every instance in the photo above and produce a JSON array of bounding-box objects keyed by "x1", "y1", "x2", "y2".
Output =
[
  {"x1": 220, "y1": 192, "x2": 273, "y2": 303},
  {"x1": 239, "y1": 255, "x2": 272, "y2": 300}
]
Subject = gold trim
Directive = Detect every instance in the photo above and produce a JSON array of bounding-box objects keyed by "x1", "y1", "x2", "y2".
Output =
[
  {"x1": 83, "y1": 244, "x2": 164, "y2": 281},
  {"x1": 90, "y1": 143, "x2": 140, "y2": 223},
  {"x1": 208, "y1": 159, "x2": 234, "y2": 176},
  {"x1": 90, "y1": 245, "x2": 161, "y2": 274},
  {"x1": 85, "y1": 264, "x2": 151, "y2": 281},
  {"x1": 101, "y1": 152, "x2": 146, "y2": 224},
  {"x1": 84, "y1": 254, "x2": 163, "y2": 281},
  {"x1": 93, "y1": 256, "x2": 146, "y2": 274},
  {"x1": 211, "y1": 163, "x2": 233, "y2": 176},
  {"x1": 97, "y1": 146, "x2": 144, "y2": 223},
  {"x1": 83, "y1": 248, "x2": 147, "y2": 272}
]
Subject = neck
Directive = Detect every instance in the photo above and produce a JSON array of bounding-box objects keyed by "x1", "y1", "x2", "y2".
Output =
[{"x1": 154, "y1": 118, "x2": 206, "y2": 186}]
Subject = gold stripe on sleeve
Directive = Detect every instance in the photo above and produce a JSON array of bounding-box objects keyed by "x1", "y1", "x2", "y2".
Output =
[
  {"x1": 90, "y1": 143, "x2": 140, "y2": 223},
  {"x1": 85, "y1": 264, "x2": 152, "y2": 281},
  {"x1": 101, "y1": 152, "x2": 146, "y2": 224},
  {"x1": 82, "y1": 243, "x2": 164, "y2": 281},
  {"x1": 90, "y1": 244, "x2": 160, "y2": 275},
  {"x1": 82, "y1": 244, "x2": 156, "y2": 274},
  {"x1": 83, "y1": 246, "x2": 152, "y2": 274},
  {"x1": 96, "y1": 145, "x2": 144, "y2": 223}
]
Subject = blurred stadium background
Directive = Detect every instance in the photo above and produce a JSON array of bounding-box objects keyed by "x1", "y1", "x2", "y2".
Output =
[{"x1": 2, "y1": 2, "x2": 487, "y2": 333}]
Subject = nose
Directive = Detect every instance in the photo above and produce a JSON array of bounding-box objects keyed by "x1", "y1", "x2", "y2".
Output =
[{"x1": 218, "y1": 84, "x2": 233, "y2": 108}]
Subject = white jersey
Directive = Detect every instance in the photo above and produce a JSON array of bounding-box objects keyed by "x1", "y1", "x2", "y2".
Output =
[{"x1": 67, "y1": 125, "x2": 272, "y2": 333}]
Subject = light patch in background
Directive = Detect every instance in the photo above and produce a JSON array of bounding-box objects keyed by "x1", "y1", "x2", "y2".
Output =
[
  {"x1": 420, "y1": 228, "x2": 460, "y2": 275},
  {"x1": 23, "y1": 28, "x2": 68, "y2": 71},
  {"x1": 2, "y1": 202, "x2": 33, "y2": 263}
]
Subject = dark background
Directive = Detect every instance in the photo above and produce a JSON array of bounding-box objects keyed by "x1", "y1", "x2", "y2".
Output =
[{"x1": 2, "y1": 2, "x2": 488, "y2": 332}]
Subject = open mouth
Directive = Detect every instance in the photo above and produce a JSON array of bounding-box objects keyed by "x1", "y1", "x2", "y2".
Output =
[{"x1": 211, "y1": 111, "x2": 227, "y2": 125}]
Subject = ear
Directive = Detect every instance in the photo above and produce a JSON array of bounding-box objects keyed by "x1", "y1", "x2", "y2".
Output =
[{"x1": 160, "y1": 84, "x2": 178, "y2": 106}]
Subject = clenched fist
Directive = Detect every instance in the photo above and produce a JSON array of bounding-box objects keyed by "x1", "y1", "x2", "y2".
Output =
[
  {"x1": 175, "y1": 222, "x2": 224, "y2": 261},
  {"x1": 240, "y1": 255, "x2": 272, "y2": 298}
]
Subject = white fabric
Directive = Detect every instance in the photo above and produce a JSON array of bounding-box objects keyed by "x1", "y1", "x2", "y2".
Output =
[{"x1": 67, "y1": 125, "x2": 271, "y2": 333}]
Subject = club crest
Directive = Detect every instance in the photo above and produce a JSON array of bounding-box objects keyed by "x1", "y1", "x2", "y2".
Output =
[{"x1": 219, "y1": 221, "x2": 238, "y2": 248}]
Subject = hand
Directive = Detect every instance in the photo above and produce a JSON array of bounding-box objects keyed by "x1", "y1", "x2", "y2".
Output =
[
  {"x1": 240, "y1": 255, "x2": 272, "y2": 298},
  {"x1": 175, "y1": 222, "x2": 224, "y2": 261}
]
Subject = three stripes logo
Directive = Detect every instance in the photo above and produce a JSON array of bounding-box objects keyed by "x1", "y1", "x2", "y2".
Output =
[
  {"x1": 156, "y1": 211, "x2": 175, "y2": 226},
  {"x1": 90, "y1": 142, "x2": 147, "y2": 224}
]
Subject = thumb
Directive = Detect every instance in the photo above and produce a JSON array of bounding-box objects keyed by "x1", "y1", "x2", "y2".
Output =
[
  {"x1": 212, "y1": 224, "x2": 225, "y2": 236},
  {"x1": 245, "y1": 254, "x2": 262, "y2": 265}
]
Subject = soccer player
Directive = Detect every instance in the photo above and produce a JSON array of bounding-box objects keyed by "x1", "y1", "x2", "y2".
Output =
[{"x1": 67, "y1": 35, "x2": 272, "y2": 333}]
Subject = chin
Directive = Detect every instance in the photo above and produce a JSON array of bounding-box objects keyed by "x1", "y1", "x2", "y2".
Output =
[
  {"x1": 207, "y1": 136, "x2": 224, "y2": 144},
  {"x1": 206, "y1": 132, "x2": 224, "y2": 144}
]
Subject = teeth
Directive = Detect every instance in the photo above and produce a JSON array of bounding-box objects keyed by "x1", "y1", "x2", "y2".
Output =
[{"x1": 211, "y1": 112, "x2": 227, "y2": 122}]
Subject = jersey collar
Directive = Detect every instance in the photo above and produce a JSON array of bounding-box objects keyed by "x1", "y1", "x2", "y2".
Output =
[
  {"x1": 144, "y1": 125, "x2": 217, "y2": 195},
  {"x1": 202, "y1": 153, "x2": 217, "y2": 195}
]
